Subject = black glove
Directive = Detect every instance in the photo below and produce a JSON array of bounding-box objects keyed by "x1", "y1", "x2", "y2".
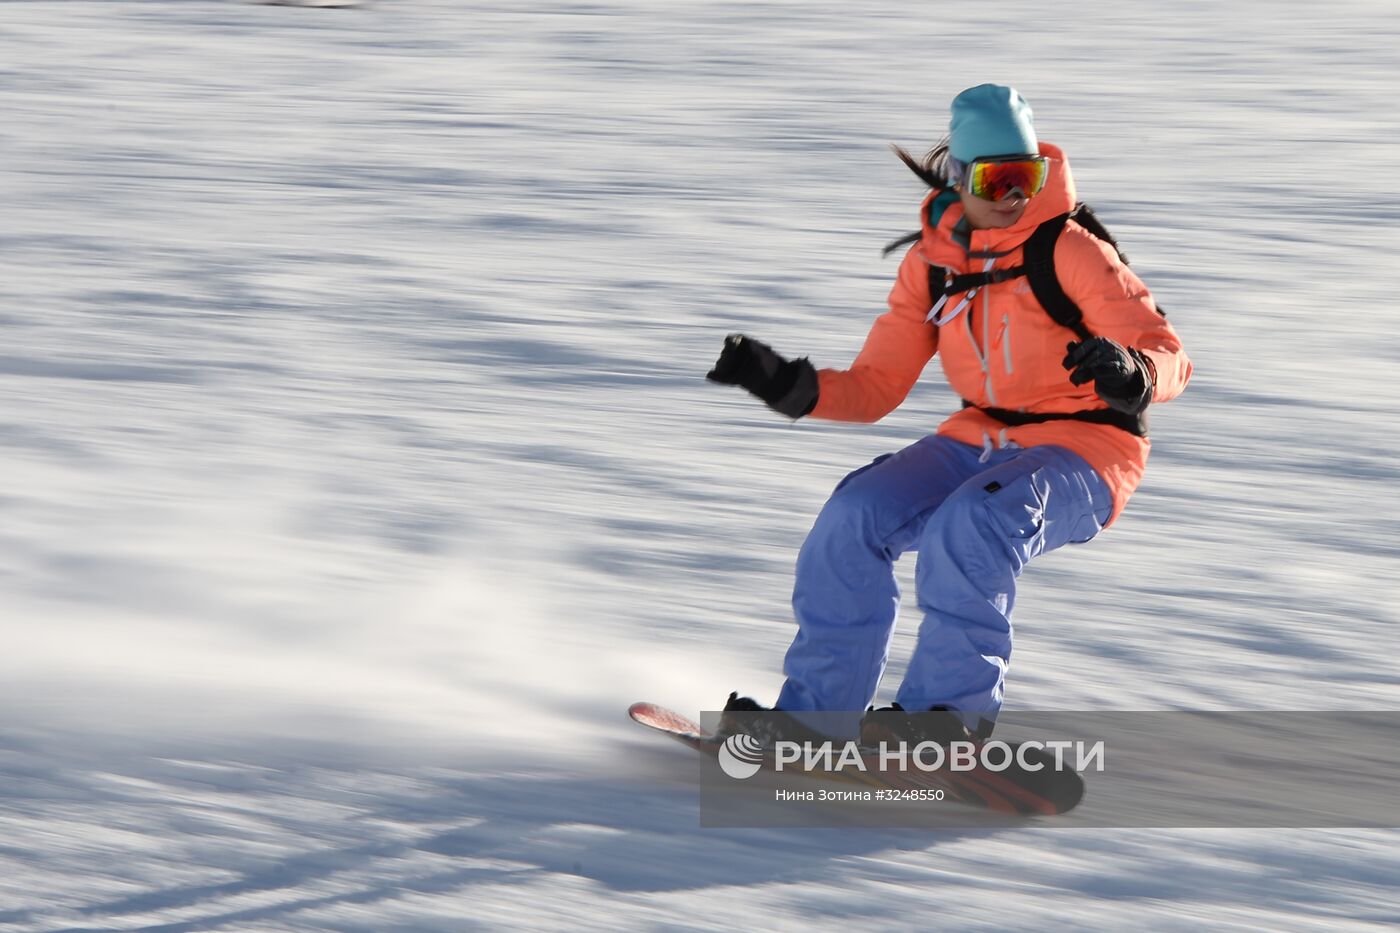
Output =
[
  {"x1": 1062, "y1": 337, "x2": 1155, "y2": 415},
  {"x1": 706, "y1": 334, "x2": 819, "y2": 419}
]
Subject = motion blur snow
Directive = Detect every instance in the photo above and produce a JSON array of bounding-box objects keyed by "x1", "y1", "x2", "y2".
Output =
[{"x1": 1, "y1": 0, "x2": 1398, "y2": 929}]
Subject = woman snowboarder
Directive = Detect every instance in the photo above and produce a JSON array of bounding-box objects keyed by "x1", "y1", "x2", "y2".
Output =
[{"x1": 707, "y1": 84, "x2": 1192, "y2": 744}]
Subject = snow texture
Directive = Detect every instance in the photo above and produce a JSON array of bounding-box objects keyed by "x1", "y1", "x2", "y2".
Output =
[{"x1": 1, "y1": 0, "x2": 1398, "y2": 929}]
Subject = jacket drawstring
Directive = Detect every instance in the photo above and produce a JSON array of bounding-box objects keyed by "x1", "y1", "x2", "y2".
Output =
[{"x1": 978, "y1": 428, "x2": 1018, "y2": 464}]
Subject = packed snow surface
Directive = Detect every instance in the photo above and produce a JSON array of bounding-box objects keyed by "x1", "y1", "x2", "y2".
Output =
[{"x1": 2, "y1": 1, "x2": 1399, "y2": 929}]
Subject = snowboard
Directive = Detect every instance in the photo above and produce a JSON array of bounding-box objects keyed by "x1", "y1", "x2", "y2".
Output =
[{"x1": 629, "y1": 701, "x2": 1084, "y2": 816}]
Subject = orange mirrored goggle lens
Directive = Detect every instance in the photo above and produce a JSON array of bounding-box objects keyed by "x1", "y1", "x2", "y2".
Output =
[{"x1": 966, "y1": 157, "x2": 1048, "y2": 201}]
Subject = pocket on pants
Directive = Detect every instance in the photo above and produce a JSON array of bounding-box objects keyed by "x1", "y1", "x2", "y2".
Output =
[
  {"x1": 832, "y1": 452, "x2": 894, "y2": 494},
  {"x1": 1068, "y1": 496, "x2": 1112, "y2": 545},
  {"x1": 981, "y1": 469, "x2": 1047, "y2": 542}
]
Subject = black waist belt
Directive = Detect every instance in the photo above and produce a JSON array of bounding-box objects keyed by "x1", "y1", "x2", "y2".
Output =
[{"x1": 963, "y1": 401, "x2": 1147, "y2": 438}]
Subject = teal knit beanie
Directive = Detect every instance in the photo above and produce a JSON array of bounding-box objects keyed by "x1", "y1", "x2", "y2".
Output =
[{"x1": 948, "y1": 84, "x2": 1038, "y2": 162}]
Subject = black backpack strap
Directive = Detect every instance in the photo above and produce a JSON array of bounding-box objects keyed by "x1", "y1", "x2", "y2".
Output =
[
  {"x1": 966, "y1": 400, "x2": 1147, "y2": 438},
  {"x1": 1029, "y1": 203, "x2": 1167, "y2": 320},
  {"x1": 927, "y1": 263, "x2": 948, "y2": 308},
  {"x1": 906, "y1": 201, "x2": 1157, "y2": 337},
  {"x1": 1021, "y1": 211, "x2": 1093, "y2": 341},
  {"x1": 1065, "y1": 203, "x2": 1127, "y2": 264},
  {"x1": 929, "y1": 264, "x2": 1030, "y2": 303}
]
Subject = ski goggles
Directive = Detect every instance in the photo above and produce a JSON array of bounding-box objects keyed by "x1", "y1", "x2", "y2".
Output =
[{"x1": 949, "y1": 154, "x2": 1049, "y2": 202}]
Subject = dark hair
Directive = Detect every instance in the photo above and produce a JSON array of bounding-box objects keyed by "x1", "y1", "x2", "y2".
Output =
[
  {"x1": 881, "y1": 137, "x2": 954, "y2": 257},
  {"x1": 891, "y1": 137, "x2": 954, "y2": 190}
]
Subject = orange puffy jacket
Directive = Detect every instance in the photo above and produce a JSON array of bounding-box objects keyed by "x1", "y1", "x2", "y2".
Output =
[{"x1": 811, "y1": 142, "x2": 1191, "y2": 522}]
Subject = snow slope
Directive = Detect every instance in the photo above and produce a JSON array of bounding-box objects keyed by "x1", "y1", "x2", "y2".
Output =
[{"x1": 1, "y1": 0, "x2": 1398, "y2": 929}]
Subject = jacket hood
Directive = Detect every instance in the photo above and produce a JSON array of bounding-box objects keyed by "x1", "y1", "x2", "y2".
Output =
[{"x1": 922, "y1": 141, "x2": 1076, "y2": 258}]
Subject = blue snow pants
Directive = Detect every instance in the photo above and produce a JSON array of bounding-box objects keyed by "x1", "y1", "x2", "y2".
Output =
[{"x1": 775, "y1": 435, "x2": 1113, "y2": 737}]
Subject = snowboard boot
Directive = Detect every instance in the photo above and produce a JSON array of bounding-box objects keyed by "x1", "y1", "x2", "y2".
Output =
[
  {"x1": 717, "y1": 692, "x2": 836, "y2": 748},
  {"x1": 859, "y1": 703, "x2": 990, "y2": 747}
]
